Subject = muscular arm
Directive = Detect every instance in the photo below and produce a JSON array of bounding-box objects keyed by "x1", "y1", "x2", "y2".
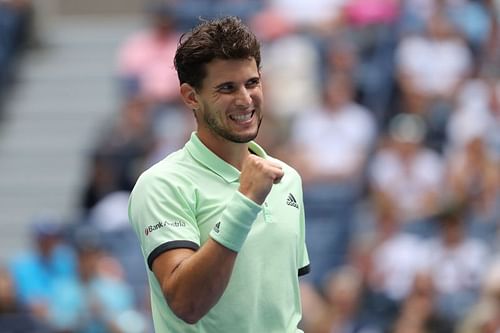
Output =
[{"x1": 152, "y1": 239, "x2": 237, "y2": 324}]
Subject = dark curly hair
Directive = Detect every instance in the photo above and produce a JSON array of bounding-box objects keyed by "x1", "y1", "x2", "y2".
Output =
[{"x1": 174, "y1": 16, "x2": 261, "y2": 90}]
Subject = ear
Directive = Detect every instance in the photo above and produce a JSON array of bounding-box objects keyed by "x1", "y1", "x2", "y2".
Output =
[{"x1": 180, "y1": 83, "x2": 200, "y2": 111}]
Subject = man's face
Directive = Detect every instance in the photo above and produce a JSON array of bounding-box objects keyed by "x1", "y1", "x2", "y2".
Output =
[{"x1": 194, "y1": 58, "x2": 263, "y2": 144}]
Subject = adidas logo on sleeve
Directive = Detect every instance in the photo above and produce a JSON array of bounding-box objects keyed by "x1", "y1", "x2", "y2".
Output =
[{"x1": 286, "y1": 193, "x2": 299, "y2": 209}]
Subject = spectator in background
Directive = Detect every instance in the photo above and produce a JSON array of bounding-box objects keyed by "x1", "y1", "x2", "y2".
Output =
[
  {"x1": 80, "y1": 96, "x2": 157, "y2": 213},
  {"x1": 391, "y1": 273, "x2": 453, "y2": 333},
  {"x1": 399, "y1": 0, "x2": 491, "y2": 55},
  {"x1": 144, "y1": 101, "x2": 195, "y2": 167},
  {"x1": 369, "y1": 113, "x2": 444, "y2": 226},
  {"x1": 444, "y1": 77, "x2": 500, "y2": 244},
  {"x1": 304, "y1": 265, "x2": 383, "y2": 333},
  {"x1": 0, "y1": 266, "x2": 50, "y2": 333},
  {"x1": 395, "y1": 11, "x2": 473, "y2": 152},
  {"x1": 256, "y1": 23, "x2": 322, "y2": 121},
  {"x1": 287, "y1": 72, "x2": 377, "y2": 288},
  {"x1": 352, "y1": 195, "x2": 425, "y2": 330},
  {"x1": 116, "y1": 3, "x2": 180, "y2": 106},
  {"x1": 341, "y1": 0, "x2": 400, "y2": 126},
  {"x1": 87, "y1": 191, "x2": 149, "y2": 310},
  {"x1": 447, "y1": 76, "x2": 497, "y2": 150},
  {"x1": 446, "y1": 75, "x2": 500, "y2": 160},
  {"x1": 254, "y1": 0, "x2": 345, "y2": 36},
  {"x1": 8, "y1": 216, "x2": 77, "y2": 326},
  {"x1": 48, "y1": 226, "x2": 147, "y2": 333},
  {"x1": 419, "y1": 203, "x2": 492, "y2": 323},
  {"x1": 288, "y1": 72, "x2": 376, "y2": 190},
  {"x1": 458, "y1": 259, "x2": 500, "y2": 333},
  {"x1": 323, "y1": 34, "x2": 360, "y2": 94},
  {"x1": 115, "y1": 4, "x2": 196, "y2": 172},
  {"x1": 444, "y1": 135, "x2": 499, "y2": 243}
]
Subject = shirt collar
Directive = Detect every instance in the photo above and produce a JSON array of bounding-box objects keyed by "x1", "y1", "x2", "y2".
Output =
[{"x1": 185, "y1": 132, "x2": 268, "y2": 183}]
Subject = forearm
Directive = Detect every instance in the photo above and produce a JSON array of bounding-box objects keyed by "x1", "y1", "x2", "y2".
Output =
[
  {"x1": 163, "y1": 238, "x2": 237, "y2": 324},
  {"x1": 159, "y1": 191, "x2": 262, "y2": 323}
]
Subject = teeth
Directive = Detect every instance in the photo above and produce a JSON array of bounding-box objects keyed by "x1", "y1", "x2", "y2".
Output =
[{"x1": 231, "y1": 112, "x2": 252, "y2": 122}]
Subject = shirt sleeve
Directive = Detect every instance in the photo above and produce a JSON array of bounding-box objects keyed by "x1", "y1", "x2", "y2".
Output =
[
  {"x1": 296, "y1": 178, "x2": 310, "y2": 276},
  {"x1": 128, "y1": 170, "x2": 200, "y2": 270}
]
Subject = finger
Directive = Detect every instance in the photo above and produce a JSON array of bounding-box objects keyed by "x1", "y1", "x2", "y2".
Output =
[
  {"x1": 266, "y1": 159, "x2": 283, "y2": 169},
  {"x1": 272, "y1": 169, "x2": 284, "y2": 184}
]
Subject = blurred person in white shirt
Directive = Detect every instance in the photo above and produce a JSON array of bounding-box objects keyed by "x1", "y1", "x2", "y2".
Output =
[
  {"x1": 395, "y1": 12, "x2": 473, "y2": 151},
  {"x1": 418, "y1": 203, "x2": 492, "y2": 322},
  {"x1": 286, "y1": 72, "x2": 377, "y2": 287},
  {"x1": 369, "y1": 113, "x2": 444, "y2": 223}
]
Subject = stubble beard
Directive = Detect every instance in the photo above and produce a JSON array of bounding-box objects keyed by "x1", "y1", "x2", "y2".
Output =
[{"x1": 203, "y1": 110, "x2": 263, "y2": 144}]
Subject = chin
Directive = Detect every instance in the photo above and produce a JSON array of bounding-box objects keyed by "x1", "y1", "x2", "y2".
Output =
[
  {"x1": 226, "y1": 128, "x2": 259, "y2": 143},
  {"x1": 230, "y1": 133, "x2": 258, "y2": 143}
]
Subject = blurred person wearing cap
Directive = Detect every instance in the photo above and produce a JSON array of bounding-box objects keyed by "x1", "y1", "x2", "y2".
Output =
[{"x1": 8, "y1": 215, "x2": 77, "y2": 326}]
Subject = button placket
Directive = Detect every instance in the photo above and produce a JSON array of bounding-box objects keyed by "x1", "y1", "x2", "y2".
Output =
[{"x1": 262, "y1": 201, "x2": 274, "y2": 223}]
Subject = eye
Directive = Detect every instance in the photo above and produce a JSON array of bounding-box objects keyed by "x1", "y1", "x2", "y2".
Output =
[
  {"x1": 216, "y1": 83, "x2": 235, "y2": 93},
  {"x1": 246, "y1": 78, "x2": 260, "y2": 88}
]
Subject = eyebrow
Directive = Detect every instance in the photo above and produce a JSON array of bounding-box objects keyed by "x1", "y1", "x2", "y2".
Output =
[{"x1": 214, "y1": 76, "x2": 260, "y2": 88}]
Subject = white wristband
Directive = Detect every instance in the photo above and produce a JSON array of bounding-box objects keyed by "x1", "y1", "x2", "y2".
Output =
[{"x1": 209, "y1": 191, "x2": 262, "y2": 252}]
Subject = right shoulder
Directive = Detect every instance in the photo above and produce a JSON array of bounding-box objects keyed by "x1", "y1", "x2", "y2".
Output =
[
  {"x1": 136, "y1": 150, "x2": 192, "y2": 185},
  {"x1": 128, "y1": 149, "x2": 199, "y2": 223}
]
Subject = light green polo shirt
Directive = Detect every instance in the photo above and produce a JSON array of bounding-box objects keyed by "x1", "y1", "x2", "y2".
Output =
[{"x1": 128, "y1": 132, "x2": 310, "y2": 333}]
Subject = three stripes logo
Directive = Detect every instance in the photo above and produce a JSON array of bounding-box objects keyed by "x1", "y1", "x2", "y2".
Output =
[{"x1": 286, "y1": 193, "x2": 299, "y2": 209}]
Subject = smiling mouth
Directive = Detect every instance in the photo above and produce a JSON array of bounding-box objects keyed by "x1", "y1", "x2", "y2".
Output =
[{"x1": 229, "y1": 111, "x2": 254, "y2": 123}]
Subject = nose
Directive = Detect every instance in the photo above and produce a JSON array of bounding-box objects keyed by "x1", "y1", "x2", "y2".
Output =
[{"x1": 235, "y1": 87, "x2": 252, "y2": 108}]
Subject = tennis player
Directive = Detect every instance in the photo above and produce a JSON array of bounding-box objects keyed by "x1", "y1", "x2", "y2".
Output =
[{"x1": 128, "y1": 16, "x2": 310, "y2": 332}]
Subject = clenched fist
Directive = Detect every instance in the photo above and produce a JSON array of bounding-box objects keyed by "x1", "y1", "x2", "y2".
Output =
[{"x1": 238, "y1": 154, "x2": 284, "y2": 205}]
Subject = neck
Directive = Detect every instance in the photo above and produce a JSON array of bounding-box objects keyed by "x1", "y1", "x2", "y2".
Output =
[{"x1": 197, "y1": 131, "x2": 250, "y2": 170}]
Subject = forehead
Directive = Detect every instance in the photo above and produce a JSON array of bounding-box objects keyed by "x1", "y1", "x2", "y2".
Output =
[{"x1": 203, "y1": 58, "x2": 259, "y2": 86}]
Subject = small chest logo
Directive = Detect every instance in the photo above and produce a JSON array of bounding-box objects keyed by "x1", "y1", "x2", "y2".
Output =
[{"x1": 286, "y1": 193, "x2": 299, "y2": 209}]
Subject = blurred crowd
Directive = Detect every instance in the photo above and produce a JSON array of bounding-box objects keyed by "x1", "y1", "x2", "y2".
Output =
[{"x1": 1, "y1": 0, "x2": 500, "y2": 332}]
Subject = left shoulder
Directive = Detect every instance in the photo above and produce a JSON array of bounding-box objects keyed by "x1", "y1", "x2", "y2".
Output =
[
  {"x1": 267, "y1": 155, "x2": 302, "y2": 183},
  {"x1": 248, "y1": 141, "x2": 302, "y2": 182}
]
